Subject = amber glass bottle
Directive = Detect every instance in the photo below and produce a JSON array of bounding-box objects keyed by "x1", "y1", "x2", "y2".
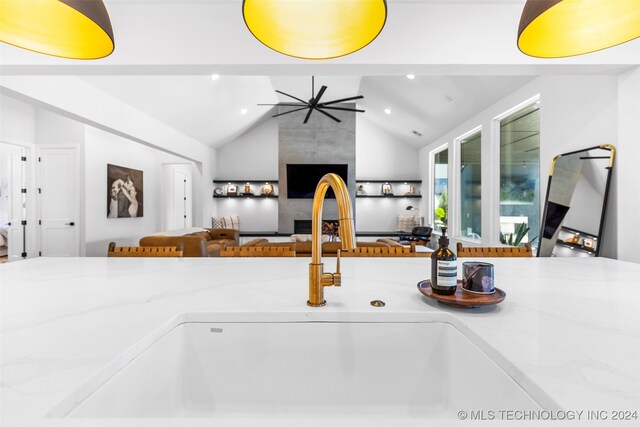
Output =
[{"x1": 430, "y1": 227, "x2": 458, "y2": 295}]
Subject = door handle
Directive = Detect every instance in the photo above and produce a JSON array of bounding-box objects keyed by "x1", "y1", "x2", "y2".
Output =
[{"x1": 65, "y1": 222, "x2": 75, "y2": 226}]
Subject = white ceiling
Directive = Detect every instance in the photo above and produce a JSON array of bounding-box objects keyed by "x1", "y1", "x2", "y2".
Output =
[
  {"x1": 3, "y1": 0, "x2": 639, "y2": 151},
  {"x1": 79, "y1": 74, "x2": 535, "y2": 149}
]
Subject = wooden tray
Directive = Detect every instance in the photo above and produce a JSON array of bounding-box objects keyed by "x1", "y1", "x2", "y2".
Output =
[{"x1": 417, "y1": 279, "x2": 506, "y2": 308}]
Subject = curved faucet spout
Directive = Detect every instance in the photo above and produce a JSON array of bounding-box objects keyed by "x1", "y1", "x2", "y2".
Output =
[{"x1": 308, "y1": 173, "x2": 356, "y2": 307}]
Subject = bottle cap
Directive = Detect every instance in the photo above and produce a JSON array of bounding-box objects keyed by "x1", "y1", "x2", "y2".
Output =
[{"x1": 439, "y1": 227, "x2": 449, "y2": 246}]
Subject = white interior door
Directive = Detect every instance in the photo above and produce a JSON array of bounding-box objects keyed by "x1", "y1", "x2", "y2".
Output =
[
  {"x1": 173, "y1": 169, "x2": 192, "y2": 229},
  {"x1": 39, "y1": 147, "x2": 79, "y2": 257},
  {"x1": 1, "y1": 144, "x2": 27, "y2": 261}
]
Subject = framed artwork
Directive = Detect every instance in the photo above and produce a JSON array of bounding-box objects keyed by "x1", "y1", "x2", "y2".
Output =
[
  {"x1": 227, "y1": 184, "x2": 238, "y2": 196},
  {"x1": 381, "y1": 183, "x2": 393, "y2": 195},
  {"x1": 107, "y1": 164, "x2": 143, "y2": 218}
]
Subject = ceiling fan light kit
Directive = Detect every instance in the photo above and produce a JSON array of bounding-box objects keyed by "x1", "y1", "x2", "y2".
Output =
[
  {"x1": 518, "y1": 0, "x2": 640, "y2": 58},
  {"x1": 242, "y1": 0, "x2": 387, "y2": 60},
  {"x1": 0, "y1": 0, "x2": 114, "y2": 59}
]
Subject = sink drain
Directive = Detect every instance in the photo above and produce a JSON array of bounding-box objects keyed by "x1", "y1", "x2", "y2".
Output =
[{"x1": 370, "y1": 300, "x2": 386, "y2": 307}]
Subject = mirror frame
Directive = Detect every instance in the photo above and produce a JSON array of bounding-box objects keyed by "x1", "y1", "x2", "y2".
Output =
[{"x1": 537, "y1": 144, "x2": 616, "y2": 257}]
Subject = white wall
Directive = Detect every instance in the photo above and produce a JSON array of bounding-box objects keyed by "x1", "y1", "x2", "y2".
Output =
[
  {"x1": 84, "y1": 126, "x2": 194, "y2": 256},
  {"x1": 216, "y1": 118, "x2": 278, "y2": 179},
  {"x1": 0, "y1": 94, "x2": 35, "y2": 145},
  {"x1": 1, "y1": 76, "x2": 216, "y2": 229},
  {"x1": 356, "y1": 117, "x2": 419, "y2": 179},
  {"x1": 419, "y1": 75, "x2": 619, "y2": 255},
  {"x1": 214, "y1": 115, "x2": 421, "y2": 232},
  {"x1": 356, "y1": 117, "x2": 421, "y2": 231},
  {"x1": 616, "y1": 67, "x2": 640, "y2": 264}
]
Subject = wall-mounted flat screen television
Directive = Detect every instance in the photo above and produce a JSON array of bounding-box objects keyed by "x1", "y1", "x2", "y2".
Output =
[{"x1": 286, "y1": 164, "x2": 348, "y2": 199}]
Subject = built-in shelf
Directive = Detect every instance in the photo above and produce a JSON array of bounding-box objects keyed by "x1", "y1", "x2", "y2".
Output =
[
  {"x1": 555, "y1": 240, "x2": 596, "y2": 254},
  {"x1": 357, "y1": 179, "x2": 422, "y2": 184},
  {"x1": 356, "y1": 195, "x2": 421, "y2": 198},
  {"x1": 355, "y1": 179, "x2": 422, "y2": 199},
  {"x1": 213, "y1": 179, "x2": 279, "y2": 198},
  {"x1": 213, "y1": 180, "x2": 278, "y2": 184},
  {"x1": 214, "y1": 194, "x2": 278, "y2": 199}
]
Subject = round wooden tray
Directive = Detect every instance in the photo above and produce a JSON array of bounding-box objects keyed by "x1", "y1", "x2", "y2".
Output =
[{"x1": 417, "y1": 279, "x2": 506, "y2": 308}]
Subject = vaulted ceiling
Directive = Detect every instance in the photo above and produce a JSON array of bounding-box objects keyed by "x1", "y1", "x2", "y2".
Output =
[{"x1": 2, "y1": 0, "x2": 638, "y2": 152}]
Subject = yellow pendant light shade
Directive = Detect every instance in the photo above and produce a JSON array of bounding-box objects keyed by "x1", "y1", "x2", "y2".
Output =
[
  {"x1": 243, "y1": 0, "x2": 387, "y2": 60},
  {"x1": 518, "y1": 0, "x2": 640, "y2": 58},
  {"x1": 0, "y1": 0, "x2": 114, "y2": 59}
]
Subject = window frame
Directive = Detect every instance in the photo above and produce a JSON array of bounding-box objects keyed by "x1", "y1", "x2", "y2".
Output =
[
  {"x1": 453, "y1": 125, "x2": 482, "y2": 243},
  {"x1": 429, "y1": 142, "x2": 449, "y2": 233},
  {"x1": 491, "y1": 94, "x2": 541, "y2": 247}
]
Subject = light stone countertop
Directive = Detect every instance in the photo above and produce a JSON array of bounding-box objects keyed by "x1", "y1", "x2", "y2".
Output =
[{"x1": 1, "y1": 257, "x2": 639, "y2": 426}]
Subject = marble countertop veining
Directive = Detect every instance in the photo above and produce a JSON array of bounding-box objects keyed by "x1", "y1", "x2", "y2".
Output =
[{"x1": 1, "y1": 257, "x2": 640, "y2": 426}]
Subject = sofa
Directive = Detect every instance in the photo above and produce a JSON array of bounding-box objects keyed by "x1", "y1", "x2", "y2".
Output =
[{"x1": 140, "y1": 228, "x2": 239, "y2": 257}]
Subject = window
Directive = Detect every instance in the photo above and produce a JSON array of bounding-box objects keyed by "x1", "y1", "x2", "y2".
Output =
[
  {"x1": 459, "y1": 130, "x2": 481, "y2": 239},
  {"x1": 432, "y1": 146, "x2": 448, "y2": 232},
  {"x1": 499, "y1": 101, "x2": 540, "y2": 247}
]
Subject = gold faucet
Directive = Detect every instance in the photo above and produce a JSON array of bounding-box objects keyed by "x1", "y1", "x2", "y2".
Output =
[{"x1": 308, "y1": 173, "x2": 356, "y2": 307}]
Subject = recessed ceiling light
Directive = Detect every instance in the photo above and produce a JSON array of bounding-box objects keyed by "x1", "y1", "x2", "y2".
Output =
[
  {"x1": 384, "y1": 108, "x2": 391, "y2": 115},
  {"x1": 406, "y1": 74, "x2": 416, "y2": 80},
  {"x1": 240, "y1": 108, "x2": 248, "y2": 115},
  {"x1": 210, "y1": 74, "x2": 220, "y2": 80}
]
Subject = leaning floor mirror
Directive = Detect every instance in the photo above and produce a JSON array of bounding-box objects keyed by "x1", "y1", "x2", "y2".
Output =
[{"x1": 537, "y1": 145, "x2": 615, "y2": 258}]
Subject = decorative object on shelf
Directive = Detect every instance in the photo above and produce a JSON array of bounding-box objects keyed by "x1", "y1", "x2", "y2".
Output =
[
  {"x1": 322, "y1": 220, "x2": 340, "y2": 241},
  {"x1": 405, "y1": 185, "x2": 417, "y2": 195},
  {"x1": 243, "y1": 0, "x2": 387, "y2": 60},
  {"x1": 212, "y1": 215, "x2": 240, "y2": 230},
  {"x1": 583, "y1": 238, "x2": 594, "y2": 250},
  {"x1": 260, "y1": 183, "x2": 274, "y2": 196},
  {"x1": 0, "y1": 0, "x2": 115, "y2": 59},
  {"x1": 381, "y1": 183, "x2": 393, "y2": 196},
  {"x1": 258, "y1": 76, "x2": 364, "y2": 124},
  {"x1": 564, "y1": 234, "x2": 580, "y2": 245},
  {"x1": 517, "y1": 0, "x2": 640, "y2": 58},
  {"x1": 356, "y1": 185, "x2": 367, "y2": 196},
  {"x1": 241, "y1": 184, "x2": 253, "y2": 196},
  {"x1": 107, "y1": 164, "x2": 143, "y2": 219},
  {"x1": 226, "y1": 184, "x2": 238, "y2": 196},
  {"x1": 417, "y1": 280, "x2": 506, "y2": 309},
  {"x1": 214, "y1": 188, "x2": 224, "y2": 196}
]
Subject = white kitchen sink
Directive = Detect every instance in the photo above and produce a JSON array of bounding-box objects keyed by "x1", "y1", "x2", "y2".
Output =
[{"x1": 57, "y1": 318, "x2": 540, "y2": 420}]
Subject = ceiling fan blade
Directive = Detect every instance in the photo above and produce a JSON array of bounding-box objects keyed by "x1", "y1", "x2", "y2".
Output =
[
  {"x1": 258, "y1": 103, "x2": 306, "y2": 106},
  {"x1": 320, "y1": 95, "x2": 364, "y2": 106},
  {"x1": 303, "y1": 107, "x2": 314, "y2": 124},
  {"x1": 320, "y1": 106, "x2": 365, "y2": 113},
  {"x1": 314, "y1": 107, "x2": 341, "y2": 123},
  {"x1": 275, "y1": 90, "x2": 309, "y2": 105},
  {"x1": 272, "y1": 106, "x2": 310, "y2": 118},
  {"x1": 314, "y1": 85, "x2": 328, "y2": 105}
]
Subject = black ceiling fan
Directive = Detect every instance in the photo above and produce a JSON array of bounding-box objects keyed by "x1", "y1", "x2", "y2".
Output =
[{"x1": 258, "y1": 76, "x2": 365, "y2": 123}]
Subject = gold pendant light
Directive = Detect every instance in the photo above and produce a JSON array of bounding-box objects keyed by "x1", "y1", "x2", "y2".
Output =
[
  {"x1": 518, "y1": 0, "x2": 640, "y2": 58},
  {"x1": 243, "y1": 0, "x2": 387, "y2": 60},
  {"x1": 0, "y1": 0, "x2": 114, "y2": 59}
]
